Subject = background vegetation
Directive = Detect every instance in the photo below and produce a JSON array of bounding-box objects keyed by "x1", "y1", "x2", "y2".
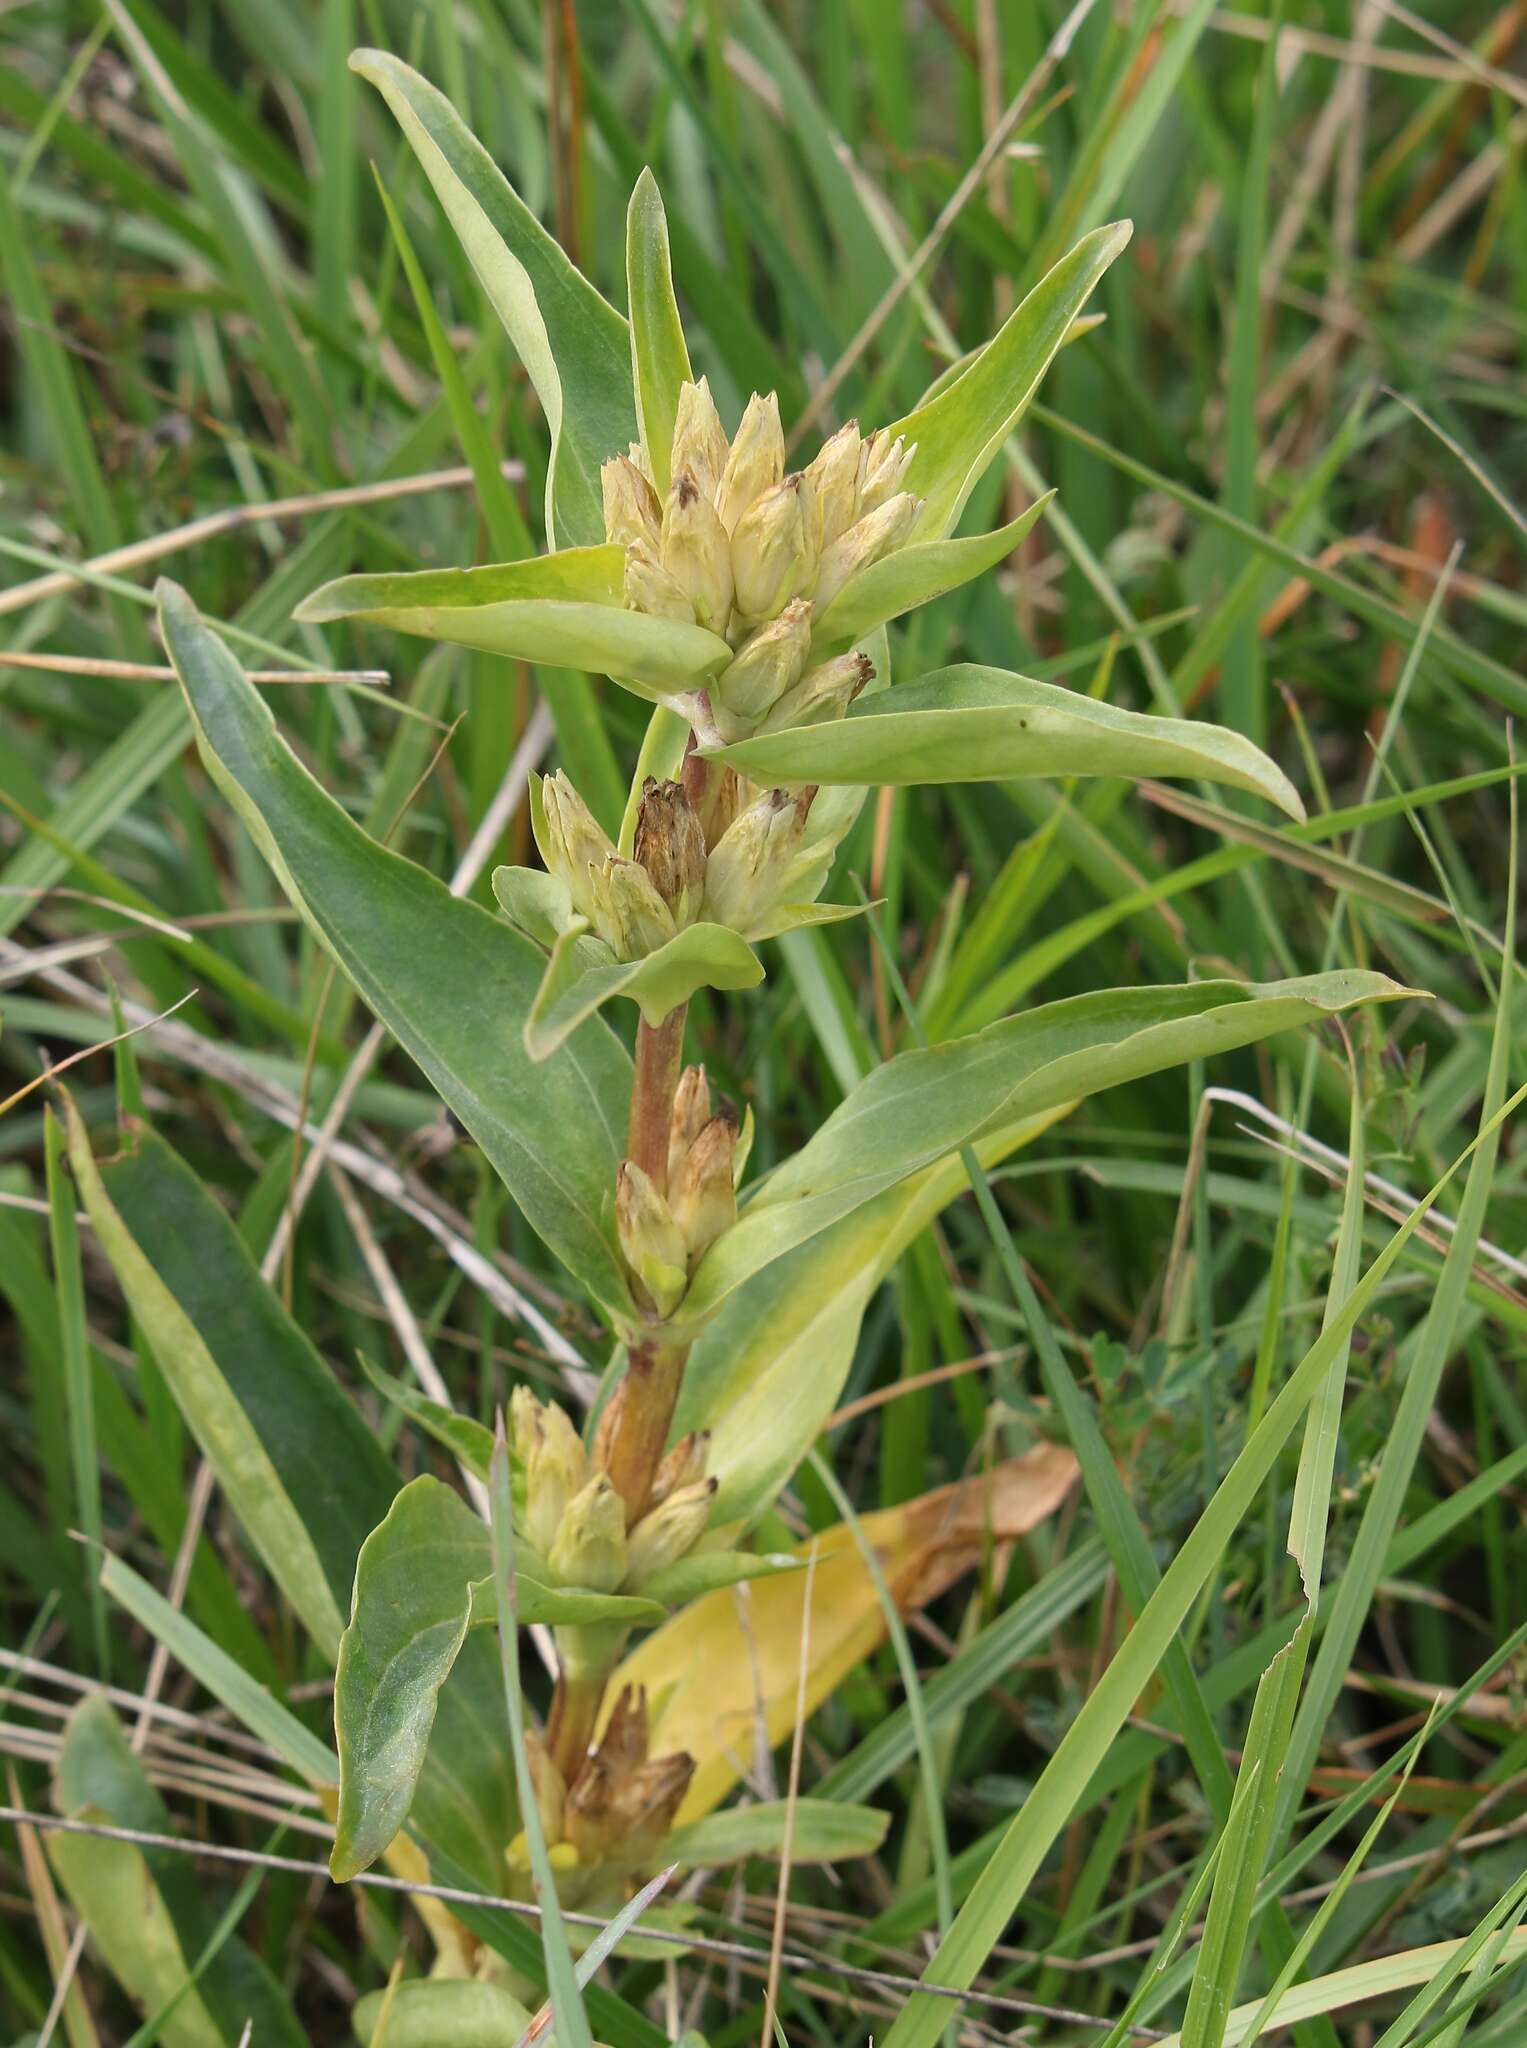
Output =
[{"x1": 1, "y1": 0, "x2": 1523, "y2": 2041}]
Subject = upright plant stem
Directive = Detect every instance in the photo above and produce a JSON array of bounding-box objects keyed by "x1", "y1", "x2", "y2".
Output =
[{"x1": 625, "y1": 1004, "x2": 687, "y2": 1195}]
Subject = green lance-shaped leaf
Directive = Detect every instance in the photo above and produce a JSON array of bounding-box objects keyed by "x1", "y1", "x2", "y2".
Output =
[
  {"x1": 332, "y1": 1477, "x2": 662, "y2": 1882},
  {"x1": 890, "y1": 220, "x2": 1131, "y2": 542},
  {"x1": 626, "y1": 168, "x2": 692, "y2": 496},
  {"x1": 678, "y1": 972, "x2": 1411, "y2": 1332},
  {"x1": 516, "y1": 911, "x2": 764, "y2": 1061},
  {"x1": 349, "y1": 50, "x2": 634, "y2": 549},
  {"x1": 357, "y1": 1352, "x2": 496, "y2": 1479},
  {"x1": 708, "y1": 665, "x2": 1306, "y2": 823},
  {"x1": 50, "y1": 1696, "x2": 305, "y2": 2048},
  {"x1": 808, "y1": 500, "x2": 1052, "y2": 662},
  {"x1": 159, "y1": 580, "x2": 634, "y2": 1318},
  {"x1": 635, "y1": 1547, "x2": 804, "y2": 1607},
  {"x1": 659, "y1": 1799, "x2": 889, "y2": 1870},
  {"x1": 352, "y1": 1982, "x2": 534, "y2": 2048},
  {"x1": 295, "y1": 551, "x2": 732, "y2": 705}
]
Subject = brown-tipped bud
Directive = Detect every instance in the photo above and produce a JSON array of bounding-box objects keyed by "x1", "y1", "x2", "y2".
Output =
[
  {"x1": 511, "y1": 1385, "x2": 589, "y2": 1556},
  {"x1": 561, "y1": 1750, "x2": 616, "y2": 1864},
  {"x1": 668, "y1": 1064, "x2": 713, "y2": 1184},
  {"x1": 813, "y1": 490, "x2": 920, "y2": 609},
  {"x1": 648, "y1": 1430, "x2": 710, "y2": 1511},
  {"x1": 591, "y1": 1683, "x2": 650, "y2": 1779},
  {"x1": 701, "y1": 785, "x2": 813, "y2": 935},
  {"x1": 715, "y1": 598, "x2": 812, "y2": 726},
  {"x1": 661, "y1": 467, "x2": 733, "y2": 636},
  {"x1": 616, "y1": 1160, "x2": 689, "y2": 1320},
  {"x1": 535, "y1": 770, "x2": 616, "y2": 925},
  {"x1": 591, "y1": 1376, "x2": 627, "y2": 1478},
  {"x1": 731, "y1": 474, "x2": 814, "y2": 621},
  {"x1": 624, "y1": 538, "x2": 696, "y2": 623},
  {"x1": 522, "y1": 1729, "x2": 567, "y2": 1845},
  {"x1": 669, "y1": 1110, "x2": 738, "y2": 1267},
  {"x1": 716, "y1": 390, "x2": 784, "y2": 533},
  {"x1": 668, "y1": 378, "x2": 729, "y2": 502},
  {"x1": 601, "y1": 453, "x2": 662, "y2": 550},
  {"x1": 610, "y1": 1751, "x2": 694, "y2": 1855},
  {"x1": 857, "y1": 428, "x2": 917, "y2": 516},
  {"x1": 627, "y1": 440, "x2": 656, "y2": 484},
  {"x1": 626, "y1": 1477, "x2": 717, "y2": 1587},
  {"x1": 547, "y1": 1473, "x2": 627, "y2": 1592},
  {"x1": 587, "y1": 857, "x2": 677, "y2": 959},
  {"x1": 804, "y1": 420, "x2": 865, "y2": 552},
  {"x1": 759, "y1": 650, "x2": 874, "y2": 735},
  {"x1": 691, "y1": 762, "x2": 743, "y2": 853},
  {"x1": 633, "y1": 778, "x2": 707, "y2": 929}
]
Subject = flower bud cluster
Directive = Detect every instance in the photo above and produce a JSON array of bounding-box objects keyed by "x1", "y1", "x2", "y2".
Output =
[
  {"x1": 538, "y1": 766, "x2": 855, "y2": 955},
  {"x1": 510, "y1": 1686, "x2": 693, "y2": 1884},
  {"x1": 615, "y1": 1064, "x2": 738, "y2": 1321},
  {"x1": 604, "y1": 382, "x2": 919, "y2": 739},
  {"x1": 535, "y1": 770, "x2": 706, "y2": 961},
  {"x1": 513, "y1": 1378, "x2": 718, "y2": 1596}
]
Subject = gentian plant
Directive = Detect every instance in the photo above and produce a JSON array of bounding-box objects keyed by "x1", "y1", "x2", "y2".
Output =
[{"x1": 61, "y1": 48, "x2": 1410, "y2": 2038}]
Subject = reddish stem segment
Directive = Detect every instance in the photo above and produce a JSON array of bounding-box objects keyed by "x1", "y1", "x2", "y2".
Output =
[{"x1": 626, "y1": 1004, "x2": 687, "y2": 1197}]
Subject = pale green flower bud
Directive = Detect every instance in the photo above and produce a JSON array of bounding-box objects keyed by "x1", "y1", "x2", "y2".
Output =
[
  {"x1": 648, "y1": 1429, "x2": 710, "y2": 1511},
  {"x1": 660, "y1": 468, "x2": 733, "y2": 636},
  {"x1": 548, "y1": 1473, "x2": 627, "y2": 1592},
  {"x1": 804, "y1": 420, "x2": 865, "y2": 552},
  {"x1": 588, "y1": 857, "x2": 677, "y2": 959},
  {"x1": 616, "y1": 1160, "x2": 689, "y2": 1319},
  {"x1": 624, "y1": 538, "x2": 695, "y2": 623},
  {"x1": 716, "y1": 391, "x2": 784, "y2": 533},
  {"x1": 691, "y1": 762, "x2": 743, "y2": 852},
  {"x1": 731, "y1": 474, "x2": 814, "y2": 622},
  {"x1": 758, "y1": 650, "x2": 874, "y2": 735},
  {"x1": 702, "y1": 785, "x2": 813, "y2": 934},
  {"x1": 857, "y1": 428, "x2": 917, "y2": 516},
  {"x1": 535, "y1": 771, "x2": 616, "y2": 926},
  {"x1": 632, "y1": 777, "x2": 707, "y2": 929},
  {"x1": 668, "y1": 377, "x2": 729, "y2": 502},
  {"x1": 625, "y1": 1477, "x2": 717, "y2": 1586},
  {"x1": 813, "y1": 490, "x2": 920, "y2": 609},
  {"x1": 669, "y1": 1107, "x2": 738, "y2": 1267},
  {"x1": 512, "y1": 1386, "x2": 589, "y2": 1556},
  {"x1": 715, "y1": 598, "x2": 812, "y2": 726},
  {"x1": 601, "y1": 453, "x2": 661, "y2": 550}
]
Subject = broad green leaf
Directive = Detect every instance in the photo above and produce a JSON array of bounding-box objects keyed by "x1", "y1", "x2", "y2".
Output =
[
  {"x1": 619, "y1": 1449, "x2": 1078, "y2": 1823},
  {"x1": 626, "y1": 168, "x2": 692, "y2": 495},
  {"x1": 708, "y1": 665, "x2": 1305, "y2": 823},
  {"x1": 660, "y1": 1798, "x2": 889, "y2": 1868},
  {"x1": 50, "y1": 1697, "x2": 304, "y2": 2048},
  {"x1": 350, "y1": 49, "x2": 634, "y2": 547},
  {"x1": 677, "y1": 1132, "x2": 1041, "y2": 1525},
  {"x1": 680, "y1": 971, "x2": 1409, "y2": 1333},
  {"x1": 159, "y1": 581, "x2": 633, "y2": 1317},
  {"x1": 889, "y1": 221, "x2": 1132, "y2": 541},
  {"x1": 357, "y1": 1352, "x2": 495, "y2": 1479},
  {"x1": 809, "y1": 500, "x2": 1052, "y2": 661},
  {"x1": 65, "y1": 1106, "x2": 353, "y2": 1659},
  {"x1": 296, "y1": 556, "x2": 730, "y2": 704},
  {"x1": 332, "y1": 1477, "x2": 661, "y2": 1881},
  {"x1": 510, "y1": 907, "x2": 763, "y2": 1060},
  {"x1": 352, "y1": 1982, "x2": 533, "y2": 2048}
]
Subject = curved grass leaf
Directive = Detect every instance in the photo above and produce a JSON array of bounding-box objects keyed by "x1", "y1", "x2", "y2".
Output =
[
  {"x1": 158, "y1": 580, "x2": 634, "y2": 1318},
  {"x1": 516, "y1": 912, "x2": 763, "y2": 1060},
  {"x1": 626, "y1": 168, "x2": 691, "y2": 495},
  {"x1": 890, "y1": 221, "x2": 1132, "y2": 541},
  {"x1": 350, "y1": 49, "x2": 633, "y2": 548},
  {"x1": 809, "y1": 500, "x2": 1052, "y2": 662},
  {"x1": 709, "y1": 664, "x2": 1305, "y2": 823},
  {"x1": 680, "y1": 971, "x2": 1410, "y2": 1331},
  {"x1": 332, "y1": 1476, "x2": 661, "y2": 1881}
]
